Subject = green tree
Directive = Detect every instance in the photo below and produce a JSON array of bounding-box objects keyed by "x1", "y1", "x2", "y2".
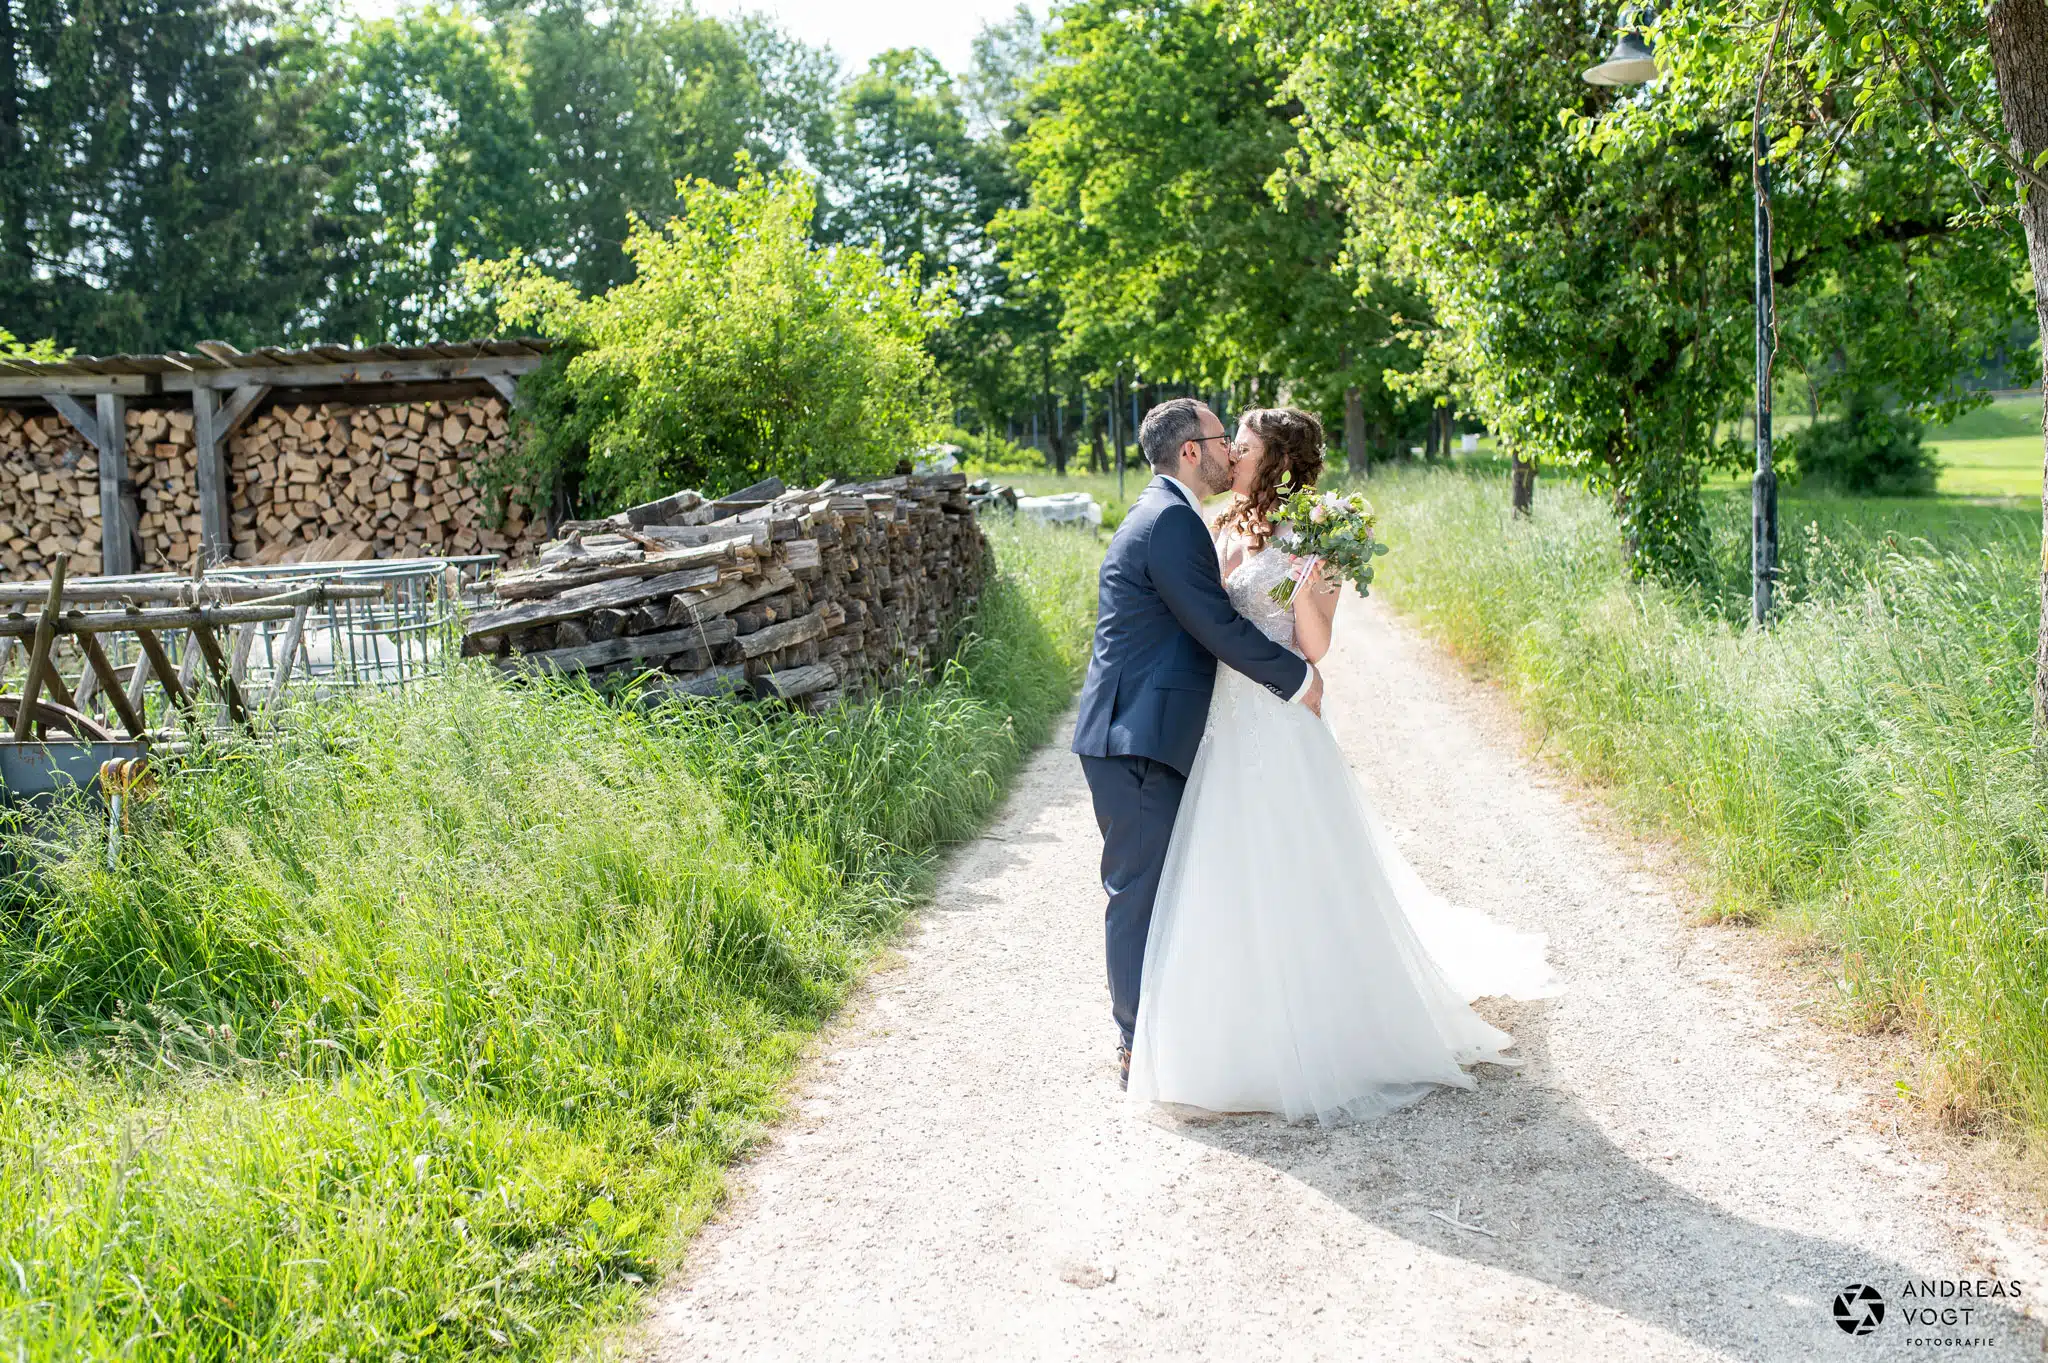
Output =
[
  {"x1": 508, "y1": 0, "x2": 771, "y2": 296},
  {"x1": 0, "y1": 0, "x2": 329, "y2": 353},
  {"x1": 1238, "y1": 0, "x2": 2023, "y2": 571},
  {"x1": 1000, "y1": 0, "x2": 1419, "y2": 462},
  {"x1": 1651, "y1": 0, "x2": 2048, "y2": 748},
  {"x1": 470, "y1": 166, "x2": 953, "y2": 512},
  {"x1": 313, "y1": 5, "x2": 543, "y2": 342}
]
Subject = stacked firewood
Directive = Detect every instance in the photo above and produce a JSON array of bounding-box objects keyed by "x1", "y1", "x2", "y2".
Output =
[
  {"x1": 0, "y1": 397, "x2": 550, "y2": 581},
  {"x1": 226, "y1": 398, "x2": 547, "y2": 565},
  {"x1": 460, "y1": 472, "x2": 986, "y2": 710},
  {"x1": 125, "y1": 406, "x2": 206, "y2": 570},
  {"x1": 0, "y1": 409, "x2": 103, "y2": 579}
]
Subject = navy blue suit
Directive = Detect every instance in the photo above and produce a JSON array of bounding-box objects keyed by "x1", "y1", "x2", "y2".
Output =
[{"x1": 1072, "y1": 476, "x2": 1310, "y2": 1050}]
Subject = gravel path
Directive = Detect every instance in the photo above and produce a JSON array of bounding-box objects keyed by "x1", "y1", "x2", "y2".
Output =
[{"x1": 636, "y1": 593, "x2": 2048, "y2": 1361}]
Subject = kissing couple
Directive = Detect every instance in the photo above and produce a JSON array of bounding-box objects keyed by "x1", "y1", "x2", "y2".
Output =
[{"x1": 1073, "y1": 398, "x2": 1562, "y2": 1123}]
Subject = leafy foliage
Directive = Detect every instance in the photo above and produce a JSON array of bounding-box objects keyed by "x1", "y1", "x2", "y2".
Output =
[
  {"x1": 0, "y1": 0, "x2": 331, "y2": 353},
  {"x1": 1781, "y1": 392, "x2": 1939, "y2": 496},
  {"x1": 1236, "y1": 0, "x2": 2026, "y2": 575},
  {"x1": 471, "y1": 166, "x2": 952, "y2": 511},
  {"x1": 1000, "y1": 0, "x2": 1423, "y2": 436}
]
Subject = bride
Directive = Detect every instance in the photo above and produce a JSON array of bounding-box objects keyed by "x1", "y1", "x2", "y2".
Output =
[{"x1": 1126, "y1": 407, "x2": 1563, "y2": 1126}]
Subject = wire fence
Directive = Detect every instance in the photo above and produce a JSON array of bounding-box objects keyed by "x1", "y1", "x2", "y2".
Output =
[{"x1": 0, "y1": 555, "x2": 497, "y2": 738}]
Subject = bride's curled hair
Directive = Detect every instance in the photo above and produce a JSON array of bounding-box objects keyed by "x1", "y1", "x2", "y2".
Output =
[{"x1": 1216, "y1": 406, "x2": 1326, "y2": 550}]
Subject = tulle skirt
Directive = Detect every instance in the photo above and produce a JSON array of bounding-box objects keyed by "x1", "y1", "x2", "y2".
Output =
[{"x1": 1127, "y1": 666, "x2": 1564, "y2": 1126}]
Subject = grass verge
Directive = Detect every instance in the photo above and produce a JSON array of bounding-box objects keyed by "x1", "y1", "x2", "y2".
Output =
[
  {"x1": 1366, "y1": 468, "x2": 2048, "y2": 1134},
  {"x1": 0, "y1": 519, "x2": 1101, "y2": 1360}
]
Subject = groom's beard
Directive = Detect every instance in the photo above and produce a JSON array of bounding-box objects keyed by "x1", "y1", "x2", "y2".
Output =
[{"x1": 1194, "y1": 447, "x2": 1233, "y2": 497}]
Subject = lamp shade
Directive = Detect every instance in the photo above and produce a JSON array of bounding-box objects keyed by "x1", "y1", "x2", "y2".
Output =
[{"x1": 1583, "y1": 31, "x2": 1658, "y2": 86}]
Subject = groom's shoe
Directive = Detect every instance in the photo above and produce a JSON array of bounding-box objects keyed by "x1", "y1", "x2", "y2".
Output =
[{"x1": 1117, "y1": 1045, "x2": 1131, "y2": 1092}]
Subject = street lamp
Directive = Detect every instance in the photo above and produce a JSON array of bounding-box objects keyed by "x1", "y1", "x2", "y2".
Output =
[{"x1": 1585, "y1": 17, "x2": 1777, "y2": 626}]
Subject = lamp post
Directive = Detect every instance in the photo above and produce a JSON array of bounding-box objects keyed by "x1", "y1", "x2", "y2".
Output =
[{"x1": 1587, "y1": 17, "x2": 1777, "y2": 625}]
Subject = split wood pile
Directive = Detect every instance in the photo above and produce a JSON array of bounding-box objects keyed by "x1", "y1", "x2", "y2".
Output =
[
  {"x1": 461, "y1": 472, "x2": 987, "y2": 711},
  {"x1": 0, "y1": 408, "x2": 104, "y2": 577},
  {"x1": 0, "y1": 397, "x2": 547, "y2": 580},
  {"x1": 226, "y1": 398, "x2": 545, "y2": 565}
]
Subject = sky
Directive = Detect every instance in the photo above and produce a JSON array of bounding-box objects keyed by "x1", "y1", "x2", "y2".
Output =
[{"x1": 714, "y1": 0, "x2": 1037, "y2": 75}]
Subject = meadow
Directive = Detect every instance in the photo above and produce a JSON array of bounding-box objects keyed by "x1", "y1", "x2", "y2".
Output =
[
  {"x1": 1365, "y1": 467, "x2": 2048, "y2": 1134},
  {"x1": 1926, "y1": 394, "x2": 2044, "y2": 500},
  {"x1": 0, "y1": 520, "x2": 1102, "y2": 1360}
]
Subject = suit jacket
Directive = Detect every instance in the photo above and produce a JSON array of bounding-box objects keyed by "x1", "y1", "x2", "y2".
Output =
[{"x1": 1072, "y1": 476, "x2": 1311, "y2": 776}]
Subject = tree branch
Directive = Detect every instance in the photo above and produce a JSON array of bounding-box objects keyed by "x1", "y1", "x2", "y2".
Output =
[{"x1": 1772, "y1": 217, "x2": 1953, "y2": 290}]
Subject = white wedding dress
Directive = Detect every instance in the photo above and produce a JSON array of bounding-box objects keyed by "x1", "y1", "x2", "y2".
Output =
[{"x1": 1126, "y1": 540, "x2": 1564, "y2": 1126}]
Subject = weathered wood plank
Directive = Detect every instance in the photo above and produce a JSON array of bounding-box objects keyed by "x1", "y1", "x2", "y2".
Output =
[
  {"x1": 752, "y1": 663, "x2": 838, "y2": 700},
  {"x1": 192, "y1": 386, "x2": 229, "y2": 564},
  {"x1": 96, "y1": 392, "x2": 135, "y2": 575},
  {"x1": 217, "y1": 383, "x2": 269, "y2": 437},
  {"x1": 621, "y1": 522, "x2": 762, "y2": 548},
  {"x1": 0, "y1": 603, "x2": 309, "y2": 637},
  {"x1": 158, "y1": 353, "x2": 545, "y2": 392},
  {"x1": 465, "y1": 564, "x2": 732, "y2": 637},
  {"x1": 78, "y1": 633, "x2": 147, "y2": 738},
  {"x1": 264, "y1": 605, "x2": 311, "y2": 711},
  {"x1": 663, "y1": 565, "x2": 795, "y2": 628},
  {"x1": 736, "y1": 610, "x2": 827, "y2": 660},
  {"x1": 493, "y1": 538, "x2": 750, "y2": 600},
  {"x1": 12, "y1": 557, "x2": 66, "y2": 740},
  {"x1": 188, "y1": 622, "x2": 249, "y2": 727},
  {"x1": 653, "y1": 664, "x2": 749, "y2": 699},
  {"x1": 134, "y1": 628, "x2": 197, "y2": 723},
  {"x1": 47, "y1": 394, "x2": 100, "y2": 448},
  {"x1": 0, "y1": 373, "x2": 151, "y2": 399},
  {"x1": 498, "y1": 617, "x2": 739, "y2": 676}
]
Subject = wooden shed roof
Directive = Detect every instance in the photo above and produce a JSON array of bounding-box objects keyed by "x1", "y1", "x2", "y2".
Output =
[{"x1": 0, "y1": 338, "x2": 553, "y2": 406}]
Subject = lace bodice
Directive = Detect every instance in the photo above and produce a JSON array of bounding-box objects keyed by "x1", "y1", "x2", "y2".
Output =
[{"x1": 1221, "y1": 538, "x2": 1300, "y2": 656}]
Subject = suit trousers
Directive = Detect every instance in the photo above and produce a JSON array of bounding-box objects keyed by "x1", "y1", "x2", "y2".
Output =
[{"x1": 1079, "y1": 753, "x2": 1190, "y2": 1053}]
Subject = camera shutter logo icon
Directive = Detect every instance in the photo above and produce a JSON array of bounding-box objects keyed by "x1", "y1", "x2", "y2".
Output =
[{"x1": 1833, "y1": 1284, "x2": 1886, "y2": 1336}]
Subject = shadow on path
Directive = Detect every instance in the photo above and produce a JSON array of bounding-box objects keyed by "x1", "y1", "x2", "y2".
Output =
[{"x1": 1162, "y1": 1004, "x2": 2037, "y2": 1360}]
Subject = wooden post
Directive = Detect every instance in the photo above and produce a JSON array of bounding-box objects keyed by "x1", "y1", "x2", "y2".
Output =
[
  {"x1": 12, "y1": 554, "x2": 66, "y2": 740},
  {"x1": 189, "y1": 622, "x2": 249, "y2": 727},
  {"x1": 192, "y1": 387, "x2": 228, "y2": 566},
  {"x1": 134, "y1": 627, "x2": 198, "y2": 724},
  {"x1": 78, "y1": 634, "x2": 146, "y2": 738},
  {"x1": 96, "y1": 392, "x2": 134, "y2": 575},
  {"x1": 264, "y1": 603, "x2": 311, "y2": 712}
]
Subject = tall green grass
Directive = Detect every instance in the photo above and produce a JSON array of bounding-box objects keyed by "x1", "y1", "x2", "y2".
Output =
[
  {"x1": 1368, "y1": 468, "x2": 2048, "y2": 1131},
  {"x1": 0, "y1": 519, "x2": 1101, "y2": 1360}
]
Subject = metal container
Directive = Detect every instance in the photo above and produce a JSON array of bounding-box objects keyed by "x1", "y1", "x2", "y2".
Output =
[{"x1": 0, "y1": 739, "x2": 150, "y2": 803}]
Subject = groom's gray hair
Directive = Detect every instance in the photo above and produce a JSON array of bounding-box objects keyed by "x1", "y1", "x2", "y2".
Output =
[{"x1": 1139, "y1": 398, "x2": 1210, "y2": 471}]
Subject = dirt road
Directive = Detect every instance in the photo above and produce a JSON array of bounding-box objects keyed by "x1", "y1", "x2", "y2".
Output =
[{"x1": 636, "y1": 593, "x2": 2048, "y2": 1361}]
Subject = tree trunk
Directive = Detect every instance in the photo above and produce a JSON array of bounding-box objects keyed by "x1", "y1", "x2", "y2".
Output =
[
  {"x1": 1047, "y1": 362, "x2": 1069, "y2": 475},
  {"x1": 1111, "y1": 376, "x2": 1127, "y2": 471},
  {"x1": 1987, "y1": 0, "x2": 2048, "y2": 755},
  {"x1": 1510, "y1": 455, "x2": 1535, "y2": 517},
  {"x1": 1344, "y1": 385, "x2": 1368, "y2": 475},
  {"x1": 0, "y1": 0, "x2": 25, "y2": 276}
]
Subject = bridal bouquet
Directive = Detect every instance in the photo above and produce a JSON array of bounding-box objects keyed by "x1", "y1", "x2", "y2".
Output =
[{"x1": 1267, "y1": 489, "x2": 1390, "y2": 605}]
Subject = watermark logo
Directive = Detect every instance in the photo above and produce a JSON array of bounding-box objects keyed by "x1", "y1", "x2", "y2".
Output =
[{"x1": 1833, "y1": 1284, "x2": 1886, "y2": 1336}]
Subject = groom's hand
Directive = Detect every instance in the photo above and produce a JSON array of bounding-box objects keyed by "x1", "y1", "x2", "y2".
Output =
[{"x1": 1301, "y1": 665, "x2": 1324, "y2": 716}]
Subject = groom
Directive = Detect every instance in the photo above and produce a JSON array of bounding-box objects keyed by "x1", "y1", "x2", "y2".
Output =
[{"x1": 1073, "y1": 398, "x2": 1323, "y2": 1089}]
